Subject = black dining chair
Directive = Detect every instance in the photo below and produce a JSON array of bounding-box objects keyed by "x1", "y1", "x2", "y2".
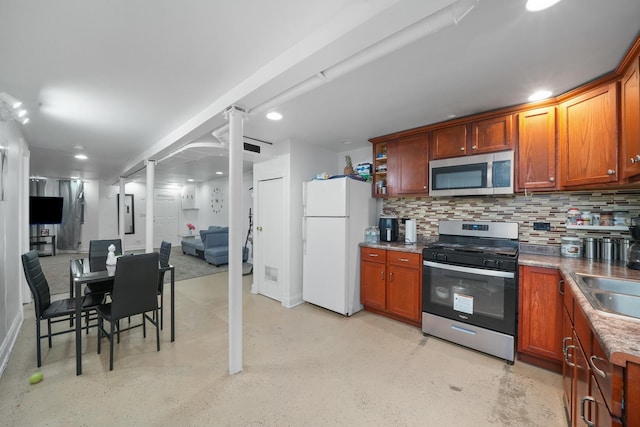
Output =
[
  {"x1": 84, "y1": 239, "x2": 123, "y2": 296},
  {"x1": 21, "y1": 250, "x2": 103, "y2": 367},
  {"x1": 96, "y1": 252, "x2": 160, "y2": 371},
  {"x1": 157, "y1": 241, "x2": 172, "y2": 330}
]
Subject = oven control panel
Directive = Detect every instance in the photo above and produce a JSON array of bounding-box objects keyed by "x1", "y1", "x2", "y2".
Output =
[{"x1": 462, "y1": 223, "x2": 489, "y2": 232}]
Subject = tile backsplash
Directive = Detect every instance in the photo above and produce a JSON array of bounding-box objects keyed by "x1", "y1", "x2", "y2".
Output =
[{"x1": 382, "y1": 189, "x2": 640, "y2": 246}]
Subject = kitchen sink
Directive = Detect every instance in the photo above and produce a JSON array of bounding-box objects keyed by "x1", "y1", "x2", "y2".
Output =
[
  {"x1": 591, "y1": 291, "x2": 640, "y2": 319},
  {"x1": 573, "y1": 273, "x2": 640, "y2": 297},
  {"x1": 571, "y1": 273, "x2": 640, "y2": 319}
]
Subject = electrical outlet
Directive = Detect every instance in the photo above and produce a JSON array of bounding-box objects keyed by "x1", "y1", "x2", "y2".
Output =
[{"x1": 533, "y1": 222, "x2": 551, "y2": 231}]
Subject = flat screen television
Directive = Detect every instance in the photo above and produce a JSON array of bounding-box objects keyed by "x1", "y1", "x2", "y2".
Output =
[{"x1": 29, "y1": 196, "x2": 64, "y2": 224}]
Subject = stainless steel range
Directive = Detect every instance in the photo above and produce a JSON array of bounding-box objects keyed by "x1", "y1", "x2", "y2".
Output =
[{"x1": 422, "y1": 220, "x2": 519, "y2": 363}]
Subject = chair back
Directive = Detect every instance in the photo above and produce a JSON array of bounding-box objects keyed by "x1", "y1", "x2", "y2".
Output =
[
  {"x1": 110, "y1": 252, "x2": 159, "y2": 319},
  {"x1": 21, "y1": 251, "x2": 51, "y2": 316},
  {"x1": 159, "y1": 241, "x2": 171, "y2": 268},
  {"x1": 89, "y1": 239, "x2": 123, "y2": 258}
]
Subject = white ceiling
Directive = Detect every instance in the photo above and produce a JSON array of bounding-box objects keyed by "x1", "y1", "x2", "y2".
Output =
[{"x1": 1, "y1": 0, "x2": 639, "y2": 185}]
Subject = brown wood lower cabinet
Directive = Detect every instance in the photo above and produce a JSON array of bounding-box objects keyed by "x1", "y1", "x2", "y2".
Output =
[
  {"x1": 360, "y1": 247, "x2": 422, "y2": 327},
  {"x1": 560, "y1": 274, "x2": 624, "y2": 427},
  {"x1": 517, "y1": 266, "x2": 563, "y2": 371}
]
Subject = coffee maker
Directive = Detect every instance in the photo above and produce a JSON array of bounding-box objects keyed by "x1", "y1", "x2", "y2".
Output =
[
  {"x1": 379, "y1": 216, "x2": 399, "y2": 242},
  {"x1": 627, "y1": 217, "x2": 640, "y2": 270}
]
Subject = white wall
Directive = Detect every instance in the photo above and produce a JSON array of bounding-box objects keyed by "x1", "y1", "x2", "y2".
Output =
[
  {"x1": 0, "y1": 120, "x2": 30, "y2": 377},
  {"x1": 190, "y1": 171, "x2": 254, "y2": 261},
  {"x1": 337, "y1": 145, "x2": 372, "y2": 174},
  {"x1": 98, "y1": 182, "x2": 148, "y2": 251}
]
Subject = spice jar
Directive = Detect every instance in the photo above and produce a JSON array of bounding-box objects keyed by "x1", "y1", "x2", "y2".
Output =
[
  {"x1": 581, "y1": 211, "x2": 592, "y2": 226},
  {"x1": 613, "y1": 211, "x2": 630, "y2": 227},
  {"x1": 566, "y1": 208, "x2": 581, "y2": 226},
  {"x1": 601, "y1": 211, "x2": 613, "y2": 226}
]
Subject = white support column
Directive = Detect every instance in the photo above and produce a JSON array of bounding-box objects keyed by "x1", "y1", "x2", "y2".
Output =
[
  {"x1": 224, "y1": 105, "x2": 246, "y2": 375},
  {"x1": 119, "y1": 178, "x2": 126, "y2": 253},
  {"x1": 145, "y1": 160, "x2": 156, "y2": 253}
]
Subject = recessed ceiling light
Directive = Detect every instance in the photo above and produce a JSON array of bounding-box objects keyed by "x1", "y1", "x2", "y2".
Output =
[
  {"x1": 74, "y1": 154, "x2": 88, "y2": 160},
  {"x1": 526, "y1": 0, "x2": 561, "y2": 12},
  {"x1": 342, "y1": 140, "x2": 352, "y2": 145},
  {"x1": 187, "y1": 178, "x2": 194, "y2": 182},
  {"x1": 74, "y1": 145, "x2": 85, "y2": 150},
  {"x1": 216, "y1": 171, "x2": 223, "y2": 175},
  {"x1": 17, "y1": 109, "x2": 27, "y2": 118},
  {"x1": 20, "y1": 117, "x2": 29, "y2": 125},
  {"x1": 528, "y1": 90, "x2": 553, "y2": 102},
  {"x1": 266, "y1": 111, "x2": 283, "y2": 121},
  {"x1": 447, "y1": 114, "x2": 457, "y2": 119},
  {"x1": 70, "y1": 176, "x2": 79, "y2": 179}
]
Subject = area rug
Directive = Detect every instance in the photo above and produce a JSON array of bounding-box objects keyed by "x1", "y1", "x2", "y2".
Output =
[{"x1": 38, "y1": 247, "x2": 252, "y2": 295}]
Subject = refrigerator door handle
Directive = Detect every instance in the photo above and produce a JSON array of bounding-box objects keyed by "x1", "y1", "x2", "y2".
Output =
[
  {"x1": 302, "y1": 217, "x2": 307, "y2": 255},
  {"x1": 302, "y1": 183, "x2": 307, "y2": 217}
]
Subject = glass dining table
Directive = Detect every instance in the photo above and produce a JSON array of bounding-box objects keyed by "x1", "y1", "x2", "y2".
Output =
[{"x1": 69, "y1": 255, "x2": 175, "y2": 375}]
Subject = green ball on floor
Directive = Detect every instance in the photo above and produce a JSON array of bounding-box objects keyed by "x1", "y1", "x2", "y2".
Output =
[{"x1": 29, "y1": 372, "x2": 43, "y2": 384}]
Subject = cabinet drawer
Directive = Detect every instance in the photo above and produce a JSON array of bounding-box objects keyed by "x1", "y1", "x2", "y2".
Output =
[
  {"x1": 361, "y1": 247, "x2": 386, "y2": 263},
  {"x1": 590, "y1": 336, "x2": 623, "y2": 417},
  {"x1": 387, "y1": 251, "x2": 421, "y2": 268}
]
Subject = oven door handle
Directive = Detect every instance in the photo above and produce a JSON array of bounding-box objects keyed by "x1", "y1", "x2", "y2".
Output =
[{"x1": 423, "y1": 260, "x2": 515, "y2": 279}]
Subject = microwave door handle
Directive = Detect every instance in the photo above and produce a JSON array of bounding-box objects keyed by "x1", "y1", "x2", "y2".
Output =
[{"x1": 486, "y1": 159, "x2": 493, "y2": 189}]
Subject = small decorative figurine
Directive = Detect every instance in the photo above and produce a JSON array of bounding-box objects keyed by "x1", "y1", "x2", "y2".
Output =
[{"x1": 106, "y1": 244, "x2": 117, "y2": 266}]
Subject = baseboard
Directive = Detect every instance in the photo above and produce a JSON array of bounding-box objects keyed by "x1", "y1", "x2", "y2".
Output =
[{"x1": 0, "y1": 310, "x2": 24, "y2": 379}]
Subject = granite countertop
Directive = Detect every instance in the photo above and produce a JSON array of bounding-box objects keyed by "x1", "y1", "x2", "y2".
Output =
[
  {"x1": 519, "y1": 253, "x2": 640, "y2": 366},
  {"x1": 359, "y1": 241, "x2": 424, "y2": 254},
  {"x1": 361, "y1": 241, "x2": 640, "y2": 366}
]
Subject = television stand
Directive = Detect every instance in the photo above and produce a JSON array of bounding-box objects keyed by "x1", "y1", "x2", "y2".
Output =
[{"x1": 30, "y1": 235, "x2": 56, "y2": 257}]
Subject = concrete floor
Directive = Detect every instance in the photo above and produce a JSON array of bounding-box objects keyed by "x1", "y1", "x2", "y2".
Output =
[{"x1": 0, "y1": 273, "x2": 567, "y2": 426}]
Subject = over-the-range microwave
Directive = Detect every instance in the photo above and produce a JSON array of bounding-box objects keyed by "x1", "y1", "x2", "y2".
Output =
[{"x1": 429, "y1": 150, "x2": 514, "y2": 197}]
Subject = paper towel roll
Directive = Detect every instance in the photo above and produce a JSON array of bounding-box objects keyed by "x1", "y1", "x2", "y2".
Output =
[{"x1": 405, "y1": 219, "x2": 417, "y2": 244}]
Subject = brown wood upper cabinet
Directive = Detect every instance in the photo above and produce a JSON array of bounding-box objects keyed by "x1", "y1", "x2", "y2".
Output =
[
  {"x1": 430, "y1": 123, "x2": 468, "y2": 159},
  {"x1": 431, "y1": 114, "x2": 515, "y2": 160},
  {"x1": 620, "y1": 55, "x2": 640, "y2": 180},
  {"x1": 387, "y1": 133, "x2": 429, "y2": 196},
  {"x1": 559, "y1": 82, "x2": 618, "y2": 188},
  {"x1": 517, "y1": 106, "x2": 557, "y2": 191}
]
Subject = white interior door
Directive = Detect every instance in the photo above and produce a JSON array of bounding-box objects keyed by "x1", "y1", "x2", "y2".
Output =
[
  {"x1": 153, "y1": 188, "x2": 180, "y2": 248},
  {"x1": 255, "y1": 177, "x2": 285, "y2": 301}
]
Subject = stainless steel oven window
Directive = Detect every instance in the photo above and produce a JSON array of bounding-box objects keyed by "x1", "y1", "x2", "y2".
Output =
[{"x1": 423, "y1": 261, "x2": 517, "y2": 336}]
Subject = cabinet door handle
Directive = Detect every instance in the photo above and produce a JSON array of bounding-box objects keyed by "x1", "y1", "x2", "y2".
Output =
[
  {"x1": 562, "y1": 336, "x2": 572, "y2": 356},
  {"x1": 558, "y1": 279, "x2": 564, "y2": 295},
  {"x1": 368, "y1": 253, "x2": 379, "y2": 257},
  {"x1": 607, "y1": 169, "x2": 616, "y2": 175},
  {"x1": 549, "y1": 176, "x2": 555, "y2": 182},
  {"x1": 459, "y1": 147, "x2": 465, "y2": 151},
  {"x1": 564, "y1": 345, "x2": 576, "y2": 367},
  {"x1": 580, "y1": 396, "x2": 596, "y2": 427},
  {"x1": 389, "y1": 272, "x2": 393, "y2": 281},
  {"x1": 380, "y1": 270, "x2": 385, "y2": 280},
  {"x1": 398, "y1": 258, "x2": 409, "y2": 262},
  {"x1": 471, "y1": 145, "x2": 477, "y2": 150},
  {"x1": 589, "y1": 355, "x2": 607, "y2": 378}
]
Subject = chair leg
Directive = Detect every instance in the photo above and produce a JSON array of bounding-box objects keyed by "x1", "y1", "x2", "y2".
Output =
[
  {"x1": 160, "y1": 293, "x2": 164, "y2": 330},
  {"x1": 97, "y1": 317, "x2": 102, "y2": 354},
  {"x1": 155, "y1": 310, "x2": 160, "y2": 351},
  {"x1": 47, "y1": 319, "x2": 53, "y2": 348},
  {"x1": 109, "y1": 321, "x2": 115, "y2": 371},
  {"x1": 117, "y1": 320, "x2": 120, "y2": 343},
  {"x1": 143, "y1": 313, "x2": 147, "y2": 338},
  {"x1": 36, "y1": 320, "x2": 42, "y2": 368}
]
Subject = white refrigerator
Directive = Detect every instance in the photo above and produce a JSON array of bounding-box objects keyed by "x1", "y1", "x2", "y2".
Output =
[{"x1": 302, "y1": 177, "x2": 376, "y2": 315}]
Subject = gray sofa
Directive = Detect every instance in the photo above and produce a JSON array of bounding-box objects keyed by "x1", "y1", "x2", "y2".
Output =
[{"x1": 181, "y1": 226, "x2": 249, "y2": 266}]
